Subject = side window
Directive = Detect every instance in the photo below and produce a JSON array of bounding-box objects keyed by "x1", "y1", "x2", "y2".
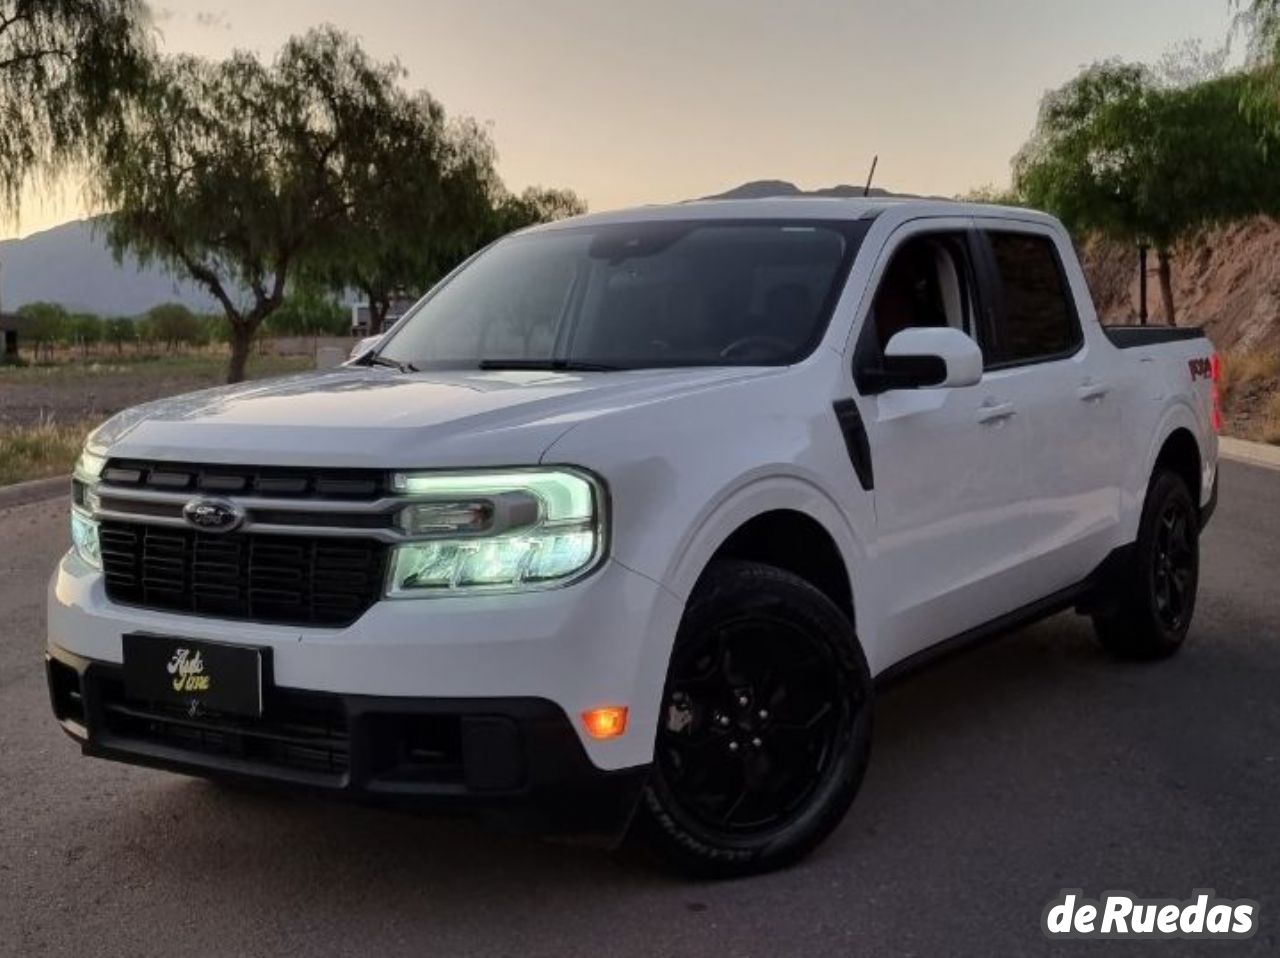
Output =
[
  {"x1": 870, "y1": 233, "x2": 978, "y2": 352},
  {"x1": 986, "y1": 231, "x2": 1080, "y2": 364}
]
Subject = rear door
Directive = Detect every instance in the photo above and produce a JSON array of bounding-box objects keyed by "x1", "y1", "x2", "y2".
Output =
[{"x1": 972, "y1": 220, "x2": 1126, "y2": 594}]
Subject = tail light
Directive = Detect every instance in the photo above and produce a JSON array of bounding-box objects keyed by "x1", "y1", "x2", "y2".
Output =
[{"x1": 1210, "y1": 352, "x2": 1223, "y2": 434}]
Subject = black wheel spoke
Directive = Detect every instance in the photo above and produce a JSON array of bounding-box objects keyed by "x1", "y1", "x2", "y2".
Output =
[
  {"x1": 1150, "y1": 499, "x2": 1196, "y2": 631},
  {"x1": 658, "y1": 614, "x2": 853, "y2": 835}
]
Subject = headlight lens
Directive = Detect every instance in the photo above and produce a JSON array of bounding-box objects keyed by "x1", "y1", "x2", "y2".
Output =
[
  {"x1": 71, "y1": 508, "x2": 102, "y2": 569},
  {"x1": 71, "y1": 444, "x2": 105, "y2": 569},
  {"x1": 387, "y1": 469, "x2": 604, "y2": 596}
]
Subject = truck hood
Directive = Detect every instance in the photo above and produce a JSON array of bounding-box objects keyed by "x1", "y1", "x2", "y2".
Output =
[{"x1": 90, "y1": 365, "x2": 776, "y2": 468}]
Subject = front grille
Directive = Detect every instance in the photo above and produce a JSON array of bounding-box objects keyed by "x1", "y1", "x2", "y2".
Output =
[
  {"x1": 100, "y1": 521, "x2": 389, "y2": 627},
  {"x1": 97, "y1": 673, "x2": 350, "y2": 777},
  {"x1": 101, "y1": 459, "x2": 389, "y2": 500}
]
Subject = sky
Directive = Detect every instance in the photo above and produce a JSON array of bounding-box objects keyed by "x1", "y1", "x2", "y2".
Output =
[{"x1": 5, "y1": 0, "x2": 1240, "y2": 239}]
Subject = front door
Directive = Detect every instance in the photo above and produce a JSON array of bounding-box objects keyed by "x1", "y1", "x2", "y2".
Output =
[{"x1": 848, "y1": 220, "x2": 1034, "y2": 662}]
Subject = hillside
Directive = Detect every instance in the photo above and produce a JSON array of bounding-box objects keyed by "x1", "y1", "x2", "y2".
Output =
[
  {"x1": 0, "y1": 219, "x2": 223, "y2": 315},
  {"x1": 1080, "y1": 218, "x2": 1280, "y2": 353}
]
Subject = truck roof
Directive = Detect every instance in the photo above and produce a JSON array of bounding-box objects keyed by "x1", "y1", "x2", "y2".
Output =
[{"x1": 528, "y1": 196, "x2": 1058, "y2": 232}]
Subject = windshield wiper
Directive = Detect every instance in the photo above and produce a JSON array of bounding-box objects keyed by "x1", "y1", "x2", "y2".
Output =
[
  {"x1": 477, "y1": 359, "x2": 622, "y2": 372},
  {"x1": 360, "y1": 354, "x2": 418, "y2": 373}
]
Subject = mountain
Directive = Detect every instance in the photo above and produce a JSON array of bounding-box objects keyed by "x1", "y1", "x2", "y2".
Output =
[
  {"x1": 702, "y1": 179, "x2": 918, "y2": 201},
  {"x1": 0, "y1": 218, "x2": 225, "y2": 316}
]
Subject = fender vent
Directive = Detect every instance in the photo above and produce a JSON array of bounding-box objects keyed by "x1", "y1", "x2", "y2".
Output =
[{"x1": 832, "y1": 399, "x2": 874, "y2": 491}]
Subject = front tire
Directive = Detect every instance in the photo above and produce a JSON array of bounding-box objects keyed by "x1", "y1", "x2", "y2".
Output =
[
  {"x1": 1092, "y1": 469, "x2": 1200, "y2": 660},
  {"x1": 638, "y1": 560, "x2": 873, "y2": 878}
]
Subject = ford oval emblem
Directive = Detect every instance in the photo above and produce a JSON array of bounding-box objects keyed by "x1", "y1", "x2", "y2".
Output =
[{"x1": 182, "y1": 498, "x2": 245, "y2": 533}]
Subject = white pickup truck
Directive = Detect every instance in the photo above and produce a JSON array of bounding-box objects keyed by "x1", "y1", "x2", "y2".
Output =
[{"x1": 48, "y1": 198, "x2": 1219, "y2": 876}]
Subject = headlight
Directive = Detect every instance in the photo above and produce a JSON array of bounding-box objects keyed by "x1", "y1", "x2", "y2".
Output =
[
  {"x1": 387, "y1": 468, "x2": 605, "y2": 596},
  {"x1": 70, "y1": 445, "x2": 106, "y2": 568},
  {"x1": 71, "y1": 508, "x2": 102, "y2": 569}
]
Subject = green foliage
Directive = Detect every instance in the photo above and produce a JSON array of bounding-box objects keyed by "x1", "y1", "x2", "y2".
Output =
[
  {"x1": 142, "y1": 303, "x2": 204, "y2": 350},
  {"x1": 300, "y1": 92, "x2": 585, "y2": 334},
  {"x1": 103, "y1": 317, "x2": 135, "y2": 351},
  {"x1": 97, "y1": 26, "x2": 589, "y2": 372},
  {"x1": 67, "y1": 312, "x2": 103, "y2": 350},
  {"x1": 96, "y1": 27, "x2": 411, "y2": 381},
  {"x1": 0, "y1": 0, "x2": 151, "y2": 216},
  {"x1": 1233, "y1": 1, "x2": 1280, "y2": 137},
  {"x1": 1017, "y1": 62, "x2": 1280, "y2": 245},
  {"x1": 1014, "y1": 62, "x2": 1157, "y2": 245},
  {"x1": 299, "y1": 91, "x2": 487, "y2": 334},
  {"x1": 958, "y1": 184, "x2": 1025, "y2": 206},
  {"x1": 15, "y1": 301, "x2": 69, "y2": 344},
  {"x1": 1014, "y1": 59, "x2": 1280, "y2": 323},
  {"x1": 265, "y1": 288, "x2": 349, "y2": 337},
  {"x1": 490, "y1": 186, "x2": 588, "y2": 238}
]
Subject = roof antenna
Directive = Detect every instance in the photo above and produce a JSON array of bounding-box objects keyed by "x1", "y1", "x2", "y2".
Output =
[{"x1": 862, "y1": 155, "x2": 879, "y2": 197}]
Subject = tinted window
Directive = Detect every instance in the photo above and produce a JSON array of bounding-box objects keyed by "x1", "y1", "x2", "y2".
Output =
[
  {"x1": 987, "y1": 232, "x2": 1079, "y2": 363},
  {"x1": 871, "y1": 233, "x2": 976, "y2": 351},
  {"x1": 378, "y1": 220, "x2": 867, "y2": 370}
]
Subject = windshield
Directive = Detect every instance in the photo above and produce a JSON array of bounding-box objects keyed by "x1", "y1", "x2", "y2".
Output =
[{"x1": 376, "y1": 219, "x2": 868, "y2": 371}]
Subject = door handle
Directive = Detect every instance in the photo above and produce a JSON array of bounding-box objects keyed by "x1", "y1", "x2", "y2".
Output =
[
  {"x1": 976, "y1": 400, "x2": 1017, "y2": 424},
  {"x1": 1077, "y1": 379, "x2": 1110, "y2": 402}
]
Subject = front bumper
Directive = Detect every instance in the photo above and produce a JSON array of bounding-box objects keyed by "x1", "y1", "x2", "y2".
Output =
[
  {"x1": 47, "y1": 645, "x2": 650, "y2": 843},
  {"x1": 48, "y1": 550, "x2": 685, "y2": 772}
]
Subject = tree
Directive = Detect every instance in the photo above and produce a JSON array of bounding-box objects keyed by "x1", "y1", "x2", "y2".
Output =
[
  {"x1": 489, "y1": 186, "x2": 587, "y2": 241},
  {"x1": 96, "y1": 28, "x2": 411, "y2": 382},
  {"x1": 16, "y1": 301, "x2": 68, "y2": 359},
  {"x1": 67, "y1": 311, "x2": 102, "y2": 357},
  {"x1": 958, "y1": 184, "x2": 1025, "y2": 206},
  {"x1": 1014, "y1": 62, "x2": 1279, "y2": 324},
  {"x1": 142, "y1": 303, "x2": 202, "y2": 351},
  {"x1": 103, "y1": 317, "x2": 135, "y2": 354},
  {"x1": 301, "y1": 97, "x2": 585, "y2": 335},
  {"x1": 300, "y1": 93, "x2": 482, "y2": 335},
  {"x1": 0, "y1": 0, "x2": 151, "y2": 215},
  {"x1": 1233, "y1": 1, "x2": 1280, "y2": 136},
  {"x1": 264, "y1": 287, "x2": 349, "y2": 337}
]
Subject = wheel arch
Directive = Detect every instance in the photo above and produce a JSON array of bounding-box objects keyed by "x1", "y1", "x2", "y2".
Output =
[
  {"x1": 1125, "y1": 403, "x2": 1211, "y2": 542},
  {"x1": 663, "y1": 474, "x2": 866, "y2": 630},
  {"x1": 1151, "y1": 426, "x2": 1202, "y2": 506},
  {"x1": 705, "y1": 510, "x2": 855, "y2": 624}
]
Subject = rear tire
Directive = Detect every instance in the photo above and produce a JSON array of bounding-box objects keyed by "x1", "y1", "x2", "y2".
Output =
[
  {"x1": 638, "y1": 560, "x2": 872, "y2": 878},
  {"x1": 1092, "y1": 469, "x2": 1200, "y2": 660}
]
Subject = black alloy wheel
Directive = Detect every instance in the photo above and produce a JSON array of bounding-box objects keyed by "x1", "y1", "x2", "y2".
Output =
[
  {"x1": 638, "y1": 560, "x2": 873, "y2": 877},
  {"x1": 1092, "y1": 469, "x2": 1200, "y2": 660},
  {"x1": 659, "y1": 615, "x2": 850, "y2": 834},
  {"x1": 1151, "y1": 496, "x2": 1196, "y2": 633}
]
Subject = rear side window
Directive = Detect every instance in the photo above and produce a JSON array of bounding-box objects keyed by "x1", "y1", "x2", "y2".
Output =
[{"x1": 986, "y1": 231, "x2": 1080, "y2": 364}]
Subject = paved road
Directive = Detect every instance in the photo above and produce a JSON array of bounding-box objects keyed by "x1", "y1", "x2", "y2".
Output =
[{"x1": 2, "y1": 461, "x2": 1278, "y2": 957}]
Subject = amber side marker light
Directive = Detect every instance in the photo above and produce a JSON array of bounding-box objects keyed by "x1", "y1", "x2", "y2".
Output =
[{"x1": 582, "y1": 706, "x2": 629, "y2": 740}]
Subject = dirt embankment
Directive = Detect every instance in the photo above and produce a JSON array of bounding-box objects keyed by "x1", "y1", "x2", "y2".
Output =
[
  {"x1": 1079, "y1": 217, "x2": 1280, "y2": 352},
  {"x1": 1079, "y1": 218, "x2": 1280, "y2": 442}
]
